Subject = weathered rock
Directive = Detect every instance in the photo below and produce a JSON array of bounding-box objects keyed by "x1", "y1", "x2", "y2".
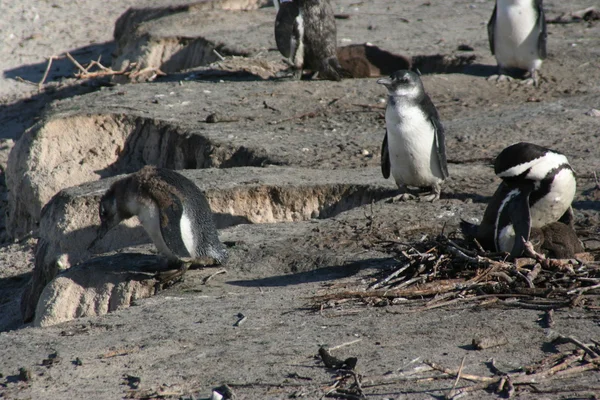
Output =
[
  {"x1": 21, "y1": 166, "x2": 397, "y2": 322},
  {"x1": 111, "y1": 1, "x2": 274, "y2": 83},
  {"x1": 33, "y1": 253, "x2": 161, "y2": 328}
]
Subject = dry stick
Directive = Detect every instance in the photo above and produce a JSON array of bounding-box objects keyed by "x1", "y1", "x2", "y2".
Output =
[
  {"x1": 552, "y1": 332, "x2": 600, "y2": 359},
  {"x1": 213, "y1": 49, "x2": 226, "y2": 61},
  {"x1": 447, "y1": 356, "x2": 466, "y2": 399},
  {"x1": 202, "y1": 269, "x2": 227, "y2": 285},
  {"x1": 329, "y1": 338, "x2": 362, "y2": 352},
  {"x1": 65, "y1": 52, "x2": 87, "y2": 73},
  {"x1": 38, "y1": 55, "x2": 55, "y2": 90},
  {"x1": 567, "y1": 282, "x2": 600, "y2": 295},
  {"x1": 423, "y1": 360, "x2": 497, "y2": 383},
  {"x1": 368, "y1": 263, "x2": 411, "y2": 290}
]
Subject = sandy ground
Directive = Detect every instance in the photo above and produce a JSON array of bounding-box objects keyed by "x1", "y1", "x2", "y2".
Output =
[{"x1": 1, "y1": 0, "x2": 600, "y2": 399}]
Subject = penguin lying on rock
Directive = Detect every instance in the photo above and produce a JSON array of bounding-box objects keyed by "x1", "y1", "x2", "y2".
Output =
[
  {"x1": 461, "y1": 142, "x2": 576, "y2": 257},
  {"x1": 90, "y1": 166, "x2": 227, "y2": 281}
]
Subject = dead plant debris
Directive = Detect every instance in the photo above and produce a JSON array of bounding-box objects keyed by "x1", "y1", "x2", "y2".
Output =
[{"x1": 312, "y1": 232, "x2": 600, "y2": 314}]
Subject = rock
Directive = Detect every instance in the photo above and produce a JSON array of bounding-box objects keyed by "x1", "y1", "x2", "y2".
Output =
[
  {"x1": 111, "y1": 0, "x2": 273, "y2": 83},
  {"x1": 21, "y1": 166, "x2": 397, "y2": 322},
  {"x1": 33, "y1": 253, "x2": 161, "y2": 327}
]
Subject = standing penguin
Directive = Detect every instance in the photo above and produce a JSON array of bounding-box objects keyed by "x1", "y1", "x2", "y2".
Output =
[
  {"x1": 90, "y1": 166, "x2": 227, "y2": 279},
  {"x1": 488, "y1": 0, "x2": 547, "y2": 85},
  {"x1": 461, "y1": 142, "x2": 576, "y2": 257},
  {"x1": 378, "y1": 70, "x2": 449, "y2": 202},
  {"x1": 274, "y1": 0, "x2": 345, "y2": 81}
]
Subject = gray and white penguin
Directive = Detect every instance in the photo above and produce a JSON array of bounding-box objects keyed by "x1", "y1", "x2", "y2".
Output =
[
  {"x1": 488, "y1": 0, "x2": 547, "y2": 85},
  {"x1": 90, "y1": 166, "x2": 227, "y2": 278},
  {"x1": 378, "y1": 70, "x2": 449, "y2": 202},
  {"x1": 461, "y1": 142, "x2": 576, "y2": 257},
  {"x1": 274, "y1": 0, "x2": 345, "y2": 81}
]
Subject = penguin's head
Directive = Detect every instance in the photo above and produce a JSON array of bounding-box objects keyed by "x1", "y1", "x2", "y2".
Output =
[{"x1": 377, "y1": 70, "x2": 423, "y2": 98}]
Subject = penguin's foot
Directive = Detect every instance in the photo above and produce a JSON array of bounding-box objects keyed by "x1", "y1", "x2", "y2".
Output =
[
  {"x1": 520, "y1": 78, "x2": 535, "y2": 86},
  {"x1": 386, "y1": 193, "x2": 416, "y2": 203},
  {"x1": 523, "y1": 69, "x2": 540, "y2": 87},
  {"x1": 156, "y1": 260, "x2": 191, "y2": 285},
  {"x1": 487, "y1": 74, "x2": 513, "y2": 83},
  {"x1": 418, "y1": 185, "x2": 441, "y2": 202},
  {"x1": 419, "y1": 192, "x2": 440, "y2": 202}
]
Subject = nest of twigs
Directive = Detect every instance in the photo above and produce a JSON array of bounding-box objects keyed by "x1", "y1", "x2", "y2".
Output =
[{"x1": 313, "y1": 233, "x2": 600, "y2": 313}]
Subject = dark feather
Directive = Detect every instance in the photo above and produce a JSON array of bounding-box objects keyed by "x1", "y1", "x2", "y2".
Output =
[
  {"x1": 494, "y1": 185, "x2": 533, "y2": 257},
  {"x1": 487, "y1": 3, "x2": 497, "y2": 55},
  {"x1": 420, "y1": 94, "x2": 448, "y2": 179},
  {"x1": 494, "y1": 142, "x2": 549, "y2": 176},
  {"x1": 535, "y1": 0, "x2": 547, "y2": 59},
  {"x1": 381, "y1": 130, "x2": 390, "y2": 179},
  {"x1": 274, "y1": 1, "x2": 300, "y2": 59}
]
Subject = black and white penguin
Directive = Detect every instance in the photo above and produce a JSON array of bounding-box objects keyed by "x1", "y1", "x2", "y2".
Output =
[
  {"x1": 90, "y1": 166, "x2": 228, "y2": 270},
  {"x1": 487, "y1": 0, "x2": 547, "y2": 85},
  {"x1": 461, "y1": 142, "x2": 576, "y2": 257},
  {"x1": 378, "y1": 70, "x2": 449, "y2": 202},
  {"x1": 274, "y1": 0, "x2": 345, "y2": 81}
]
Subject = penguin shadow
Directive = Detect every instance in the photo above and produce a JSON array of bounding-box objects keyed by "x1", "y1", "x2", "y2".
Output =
[
  {"x1": 227, "y1": 257, "x2": 396, "y2": 288},
  {"x1": 461, "y1": 63, "x2": 501, "y2": 78},
  {"x1": 157, "y1": 68, "x2": 274, "y2": 84}
]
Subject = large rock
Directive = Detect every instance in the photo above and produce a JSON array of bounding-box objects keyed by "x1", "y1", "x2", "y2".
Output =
[
  {"x1": 21, "y1": 166, "x2": 397, "y2": 322},
  {"x1": 33, "y1": 253, "x2": 161, "y2": 328}
]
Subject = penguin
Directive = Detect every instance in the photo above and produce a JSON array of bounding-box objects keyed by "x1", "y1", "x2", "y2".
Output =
[
  {"x1": 378, "y1": 70, "x2": 449, "y2": 202},
  {"x1": 461, "y1": 142, "x2": 576, "y2": 257},
  {"x1": 90, "y1": 166, "x2": 227, "y2": 279},
  {"x1": 487, "y1": 0, "x2": 547, "y2": 86},
  {"x1": 529, "y1": 222, "x2": 584, "y2": 259},
  {"x1": 274, "y1": 0, "x2": 345, "y2": 81}
]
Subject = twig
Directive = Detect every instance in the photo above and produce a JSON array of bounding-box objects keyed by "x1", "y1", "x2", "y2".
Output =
[
  {"x1": 39, "y1": 56, "x2": 56, "y2": 90},
  {"x1": 202, "y1": 269, "x2": 227, "y2": 285},
  {"x1": 447, "y1": 356, "x2": 466, "y2": 399},
  {"x1": 551, "y1": 331, "x2": 600, "y2": 358},
  {"x1": 213, "y1": 49, "x2": 226, "y2": 61},
  {"x1": 329, "y1": 339, "x2": 363, "y2": 352}
]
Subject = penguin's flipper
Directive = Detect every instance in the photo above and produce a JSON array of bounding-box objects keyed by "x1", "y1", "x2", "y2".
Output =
[
  {"x1": 274, "y1": 1, "x2": 301, "y2": 59},
  {"x1": 431, "y1": 115, "x2": 449, "y2": 179},
  {"x1": 535, "y1": 0, "x2": 547, "y2": 59},
  {"x1": 156, "y1": 192, "x2": 193, "y2": 259},
  {"x1": 495, "y1": 187, "x2": 532, "y2": 257},
  {"x1": 381, "y1": 129, "x2": 391, "y2": 179},
  {"x1": 487, "y1": 4, "x2": 497, "y2": 55}
]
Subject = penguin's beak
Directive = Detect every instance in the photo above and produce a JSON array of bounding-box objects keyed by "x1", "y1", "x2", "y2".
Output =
[{"x1": 377, "y1": 77, "x2": 392, "y2": 86}]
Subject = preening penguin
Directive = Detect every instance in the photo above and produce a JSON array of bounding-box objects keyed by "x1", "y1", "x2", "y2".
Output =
[
  {"x1": 274, "y1": 0, "x2": 345, "y2": 80},
  {"x1": 461, "y1": 142, "x2": 576, "y2": 257},
  {"x1": 378, "y1": 70, "x2": 448, "y2": 202},
  {"x1": 90, "y1": 166, "x2": 228, "y2": 274},
  {"x1": 488, "y1": 0, "x2": 547, "y2": 85}
]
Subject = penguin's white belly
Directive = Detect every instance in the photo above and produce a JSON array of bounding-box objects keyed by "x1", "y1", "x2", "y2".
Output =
[
  {"x1": 530, "y1": 169, "x2": 576, "y2": 227},
  {"x1": 179, "y1": 211, "x2": 197, "y2": 257},
  {"x1": 497, "y1": 225, "x2": 516, "y2": 253},
  {"x1": 494, "y1": 2, "x2": 542, "y2": 71},
  {"x1": 136, "y1": 202, "x2": 176, "y2": 258},
  {"x1": 386, "y1": 103, "x2": 443, "y2": 188}
]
